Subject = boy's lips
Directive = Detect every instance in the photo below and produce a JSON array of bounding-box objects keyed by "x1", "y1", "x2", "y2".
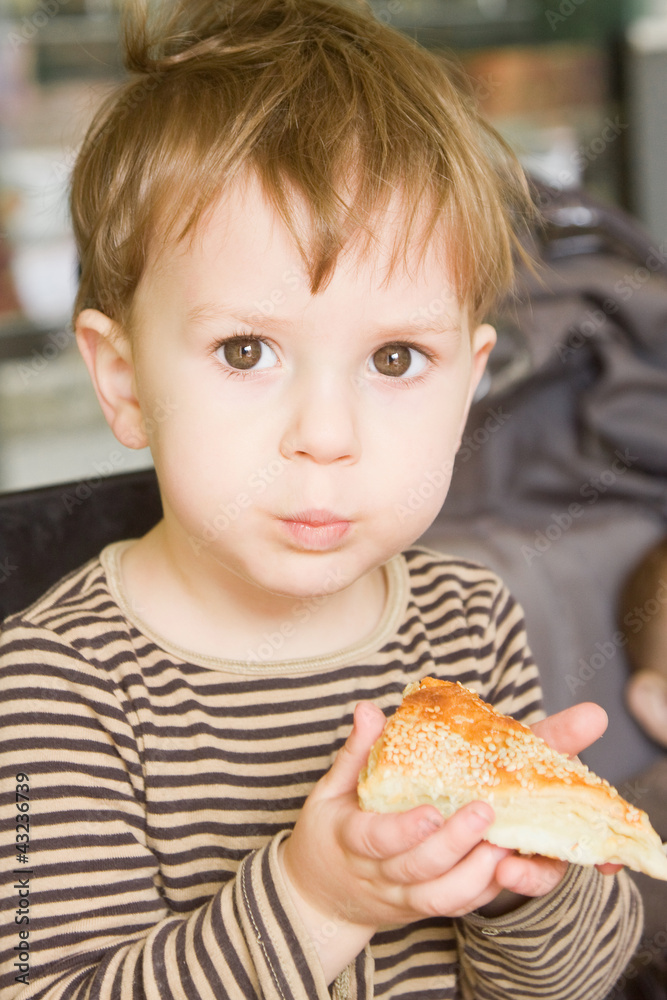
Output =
[{"x1": 279, "y1": 509, "x2": 352, "y2": 550}]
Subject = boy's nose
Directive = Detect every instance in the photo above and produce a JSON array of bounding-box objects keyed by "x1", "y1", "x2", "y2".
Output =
[{"x1": 279, "y1": 377, "x2": 361, "y2": 465}]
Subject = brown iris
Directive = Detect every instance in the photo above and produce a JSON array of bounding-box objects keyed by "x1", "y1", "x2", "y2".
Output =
[
  {"x1": 372, "y1": 343, "x2": 412, "y2": 377},
  {"x1": 223, "y1": 337, "x2": 262, "y2": 370}
]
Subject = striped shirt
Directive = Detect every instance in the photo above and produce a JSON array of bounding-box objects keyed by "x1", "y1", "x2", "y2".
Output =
[{"x1": 0, "y1": 543, "x2": 642, "y2": 999}]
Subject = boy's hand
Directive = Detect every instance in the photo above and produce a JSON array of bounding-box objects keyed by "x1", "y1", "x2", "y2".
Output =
[
  {"x1": 279, "y1": 698, "x2": 621, "y2": 983},
  {"x1": 280, "y1": 700, "x2": 511, "y2": 982}
]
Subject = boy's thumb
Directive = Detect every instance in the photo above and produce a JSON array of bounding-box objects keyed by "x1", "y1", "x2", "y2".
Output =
[{"x1": 321, "y1": 700, "x2": 386, "y2": 798}]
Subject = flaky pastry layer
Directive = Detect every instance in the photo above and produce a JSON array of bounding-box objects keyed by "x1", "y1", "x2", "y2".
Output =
[{"x1": 358, "y1": 677, "x2": 667, "y2": 880}]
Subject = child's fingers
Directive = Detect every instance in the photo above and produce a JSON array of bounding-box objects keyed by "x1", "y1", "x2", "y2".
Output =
[
  {"x1": 494, "y1": 852, "x2": 568, "y2": 897},
  {"x1": 318, "y1": 701, "x2": 386, "y2": 798},
  {"x1": 410, "y1": 840, "x2": 510, "y2": 917},
  {"x1": 378, "y1": 802, "x2": 497, "y2": 884},
  {"x1": 531, "y1": 702, "x2": 608, "y2": 758},
  {"x1": 596, "y1": 862, "x2": 623, "y2": 875},
  {"x1": 344, "y1": 800, "x2": 495, "y2": 874},
  {"x1": 345, "y1": 804, "x2": 445, "y2": 861}
]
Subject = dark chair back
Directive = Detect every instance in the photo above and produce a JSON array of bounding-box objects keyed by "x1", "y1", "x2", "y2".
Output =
[{"x1": 0, "y1": 467, "x2": 162, "y2": 620}]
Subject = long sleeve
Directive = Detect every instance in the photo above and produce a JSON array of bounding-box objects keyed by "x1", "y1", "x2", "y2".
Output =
[
  {"x1": 0, "y1": 625, "x2": 331, "y2": 1000},
  {"x1": 455, "y1": 861, "x2": 643, "y2": 1000},
  {"x1": 0, "y1": 546, "x2": 645, "y2": 1000}
]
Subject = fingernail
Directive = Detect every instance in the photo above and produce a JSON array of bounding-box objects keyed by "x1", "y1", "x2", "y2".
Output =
[{"x1": 355, "y1": 701, "x2": 383, "y2": 727}]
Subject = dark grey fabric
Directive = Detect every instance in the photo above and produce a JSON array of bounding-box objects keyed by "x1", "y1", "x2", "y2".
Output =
[{"x1": 423, "y1": 182, "x2": 667, "y2": 786}]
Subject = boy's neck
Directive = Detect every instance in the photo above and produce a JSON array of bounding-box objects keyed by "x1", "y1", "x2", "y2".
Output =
[{"x1": 117, "y1": 522, "x2": 389, "y2": 664}]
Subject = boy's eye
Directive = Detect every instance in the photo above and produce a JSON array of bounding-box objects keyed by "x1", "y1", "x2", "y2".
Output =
[
  {"x1": 215, "y1": 337, "x2": 278, "y2": 371},
  {"x1": 370, "y1": 343, "x2": 428, "y2": 379}
]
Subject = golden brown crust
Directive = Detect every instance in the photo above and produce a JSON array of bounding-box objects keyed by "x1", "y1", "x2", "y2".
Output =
[{"x1": 358, "y1": 677, "x2": 667, "y2": 879}]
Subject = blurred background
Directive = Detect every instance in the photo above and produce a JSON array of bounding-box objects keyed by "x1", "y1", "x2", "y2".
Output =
[{"x1": 0, "y1": 0, "x2": 665, "y2": 491}]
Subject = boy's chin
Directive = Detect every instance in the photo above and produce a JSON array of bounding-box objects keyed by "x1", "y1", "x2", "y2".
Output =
[
  {"x1": 254, "y1": 555, "x2": 368, "y2": 601},
  {"x1": 230, "y1": 545, "x2": 386, "y2": 602}
]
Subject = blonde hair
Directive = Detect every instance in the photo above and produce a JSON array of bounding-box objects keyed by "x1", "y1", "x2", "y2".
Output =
[{"x1": 70, "y1": 0, "x2": 533, "y2": 332}]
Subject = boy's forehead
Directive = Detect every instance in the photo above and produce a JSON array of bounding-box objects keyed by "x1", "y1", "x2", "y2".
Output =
[{"x1": 142, "y1": 173, "x2": 465, "y2": 329}]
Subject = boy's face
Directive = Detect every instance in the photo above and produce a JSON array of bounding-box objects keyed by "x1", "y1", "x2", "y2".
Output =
[{"x1": 81, "y1": 175, "x2": 495, "y2": 601}]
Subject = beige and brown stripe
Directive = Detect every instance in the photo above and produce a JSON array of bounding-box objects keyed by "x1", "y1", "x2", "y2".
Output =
[{"x1": 0, "y1": 544, "x2": 642, "y2": 999}]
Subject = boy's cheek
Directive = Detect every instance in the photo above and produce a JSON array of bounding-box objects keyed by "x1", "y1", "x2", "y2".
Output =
[{"x1": 389, "y1": 465, "x2": 454, "y2": 534}]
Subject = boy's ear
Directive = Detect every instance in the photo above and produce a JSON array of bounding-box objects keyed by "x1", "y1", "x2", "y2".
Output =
[
  {"x1": 470, "y1": 322, "x2": 497, "y2": 396},
  {"x1": 75, "y1": 308, "x2": 149, "y2": 450},
  {"x1": 455, "y1": 323, "x2": 496, "y2": 444},
  {"x1": 454, "y1": 323, "x2": 496, "y2": 447},
  {"x1": 626, "y1": 669, "x2": 667, "y2": 749}
]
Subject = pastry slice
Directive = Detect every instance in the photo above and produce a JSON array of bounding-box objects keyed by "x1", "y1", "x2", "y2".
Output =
[{"x1": 358, "y1": 677, "x2": 667, "y2": 880}]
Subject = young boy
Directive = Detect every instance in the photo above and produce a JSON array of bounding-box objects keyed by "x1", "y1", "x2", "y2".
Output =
[{"x1": 0, "y1": 1, "x2": 642, "y2": 998}]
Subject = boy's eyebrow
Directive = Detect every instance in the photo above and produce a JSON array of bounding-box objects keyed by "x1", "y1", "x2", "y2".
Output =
[
  {"x1": 370, "y1": 320, "x2": 463, "y2": 339},
  {"x1": 187, "y1": 303, "x2": 462, "y2": 338}
]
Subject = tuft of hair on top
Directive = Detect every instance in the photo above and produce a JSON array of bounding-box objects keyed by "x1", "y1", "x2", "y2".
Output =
[
  {"x1": 70, "y1": 0, "x2": 535, "y2": 333},
  {"x1": 618, "y1": 536, "x2": 667, "y2": 673}
]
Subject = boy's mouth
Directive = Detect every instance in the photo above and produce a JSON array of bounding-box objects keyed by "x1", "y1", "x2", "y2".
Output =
[{"x1": 279, "y1": 509, "x2": 351, "y2": 550}]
